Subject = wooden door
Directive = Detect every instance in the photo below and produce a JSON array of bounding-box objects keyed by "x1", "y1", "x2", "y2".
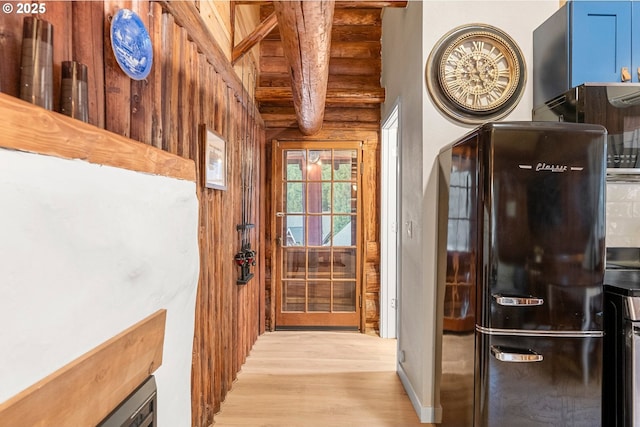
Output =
[{"x1": 273, "y1": 142, "x2": 362, "y2": 330}]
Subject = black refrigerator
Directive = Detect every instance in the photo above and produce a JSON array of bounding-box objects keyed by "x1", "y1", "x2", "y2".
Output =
[{"x1": 436, "y1": 121, "x2": 606, "y2": 426}]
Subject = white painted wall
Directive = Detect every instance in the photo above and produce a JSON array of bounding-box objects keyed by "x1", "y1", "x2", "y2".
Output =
[
  {"x1": 0, "y1": 148, "x2": 200, "y2": 427},
  {"x1": 381, "y1": 1, "x2": 560, "y2": 422}
]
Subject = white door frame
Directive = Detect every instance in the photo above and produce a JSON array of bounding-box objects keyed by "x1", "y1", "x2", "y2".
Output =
[{"x1": 380, "y1": 102, "x2": 400, "y2": 338}]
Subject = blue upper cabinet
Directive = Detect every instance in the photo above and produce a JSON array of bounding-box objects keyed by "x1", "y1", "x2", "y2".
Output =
[
  {"x1": 533, "y1": 1, "x2": 633, "y2": 107},
  {"x1": 571, "y1": 2, "x2": 632, "y2": 84}
]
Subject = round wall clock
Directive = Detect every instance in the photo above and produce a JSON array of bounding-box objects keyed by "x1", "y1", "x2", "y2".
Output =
[{"x1": 426, "y1": 23, "x2": 526, "y2": 124}]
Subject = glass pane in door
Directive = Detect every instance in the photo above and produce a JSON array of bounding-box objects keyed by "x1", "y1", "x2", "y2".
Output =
[
  {"x1": 308, "y1": 281, "x2": 331, "y2": 312},
  {"x1": 283, "y1": 281, "x2": 305, "y2": 311},
  {"x1": 333, "y1": 282, "x2": 356, "y2": 312},
  {"x1": 308, "y1": 248, "x2": 331, "y2": 278}
]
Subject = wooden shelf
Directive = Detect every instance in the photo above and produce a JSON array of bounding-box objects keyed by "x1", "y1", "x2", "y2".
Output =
[{"x1": 0, "y1": 92, "x2": 195, "y2": 182}]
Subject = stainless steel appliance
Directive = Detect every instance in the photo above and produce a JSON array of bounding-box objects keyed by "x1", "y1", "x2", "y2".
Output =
[
  {"x1": 436, "y1": 121, "x2": 606, "y2": 426},
  {"x1": 604, "y1": 248, "x2": 640, "y2": 427}
]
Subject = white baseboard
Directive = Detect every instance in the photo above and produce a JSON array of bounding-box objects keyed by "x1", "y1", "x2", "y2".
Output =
[{"x1": 397, "y1": 363, "x2": 443, "y2": 424}]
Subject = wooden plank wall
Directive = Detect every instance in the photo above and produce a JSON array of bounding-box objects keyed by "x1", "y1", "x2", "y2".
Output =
[{"x1": 0, "y1": 2, "x2": 263, "y2": 426}]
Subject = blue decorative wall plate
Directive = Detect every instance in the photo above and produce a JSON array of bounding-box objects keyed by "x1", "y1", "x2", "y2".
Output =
[{"x1": 110, "y1": 8, "x2": 153, "y2": 80}]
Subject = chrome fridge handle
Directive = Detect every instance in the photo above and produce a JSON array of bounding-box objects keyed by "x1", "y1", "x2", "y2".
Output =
[
  {"x1": 491, "y1": 345, "x2": 543, "y2": 363},
  {"x1": 493, "y1": 294, "x2": 543, "y2": 306}
]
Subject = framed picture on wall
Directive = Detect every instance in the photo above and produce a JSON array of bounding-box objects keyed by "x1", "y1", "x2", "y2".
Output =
[{"x1": 201, "y1": 125, "x2": 227, "y2": 190}]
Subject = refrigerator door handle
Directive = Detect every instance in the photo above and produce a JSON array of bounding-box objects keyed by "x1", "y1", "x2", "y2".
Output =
[
  {"x1": 491, "y1": 345, "x2": 544, "y2": 363},
  {"x1": 493, "y1": 294, "x2": 544, "y2": 306}
]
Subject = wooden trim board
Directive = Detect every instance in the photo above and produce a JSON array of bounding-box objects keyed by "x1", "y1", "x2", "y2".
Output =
[
  {"x1": 0, "y1": 309, "x2": 166, "y2": 427},
  {"x1": 0, "y1": 93, "x2": 195, "y2": 182}
]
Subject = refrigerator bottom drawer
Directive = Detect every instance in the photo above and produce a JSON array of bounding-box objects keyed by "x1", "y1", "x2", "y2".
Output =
[{"x1": 475, "y1": 333, "x2": 602, "y2": 427}]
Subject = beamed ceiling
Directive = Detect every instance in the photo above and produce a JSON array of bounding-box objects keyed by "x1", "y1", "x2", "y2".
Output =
[{"x1": 231, "y1": 0, "x2": 408, "y2": 135}]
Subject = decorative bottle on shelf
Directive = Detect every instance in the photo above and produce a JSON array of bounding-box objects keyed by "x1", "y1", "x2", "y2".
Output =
[
  {"x1": 60, "y1": 60, "x2": 88, "y2": 123},
  {"x1": 19, "y1": 16, "x2": 53, "y2": 110}
]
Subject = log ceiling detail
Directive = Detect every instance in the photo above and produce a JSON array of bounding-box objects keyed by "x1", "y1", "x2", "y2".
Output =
[
  {"x1": 233, "y1": 0, "x2": 407, "y2": 133},
  {"x1": 232, "y1": 11, "x2": 278, "y2": 65},
  {"x1": 272, "y1": 0, "x2": 335, "y2": 135}
]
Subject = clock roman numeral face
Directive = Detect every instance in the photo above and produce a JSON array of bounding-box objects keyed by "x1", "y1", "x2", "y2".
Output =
[
  {"x1": 440, "y1": 34, "x2": 520, "y2": 112},
  {"x1": 425, "y1": 24, "x2": 526, "y2": 124}
]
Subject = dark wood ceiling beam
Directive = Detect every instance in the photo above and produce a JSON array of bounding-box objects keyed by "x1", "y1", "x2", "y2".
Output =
[
  {"x1": 273, "y1": 0, "x2": 335, "y2": 135},
  {"x1": 232, "y1": 11, "x2": 278, "y2": 65},
  {"x1": 256, "y1": 87, "x2": 385, "y2": 104}
]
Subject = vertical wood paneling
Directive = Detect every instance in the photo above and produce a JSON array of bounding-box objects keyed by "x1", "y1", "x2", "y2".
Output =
[
  {"x1": 198, "y1": 0, "x2": 232, "y2": 60},
  {"x1": 104, "y1": 1, "x2": 132, "y2": 137},
  {"x1": 167, "y1": 23, "x2": 182, "y2": 155},
  {"x1": 362, "y1": 139, "x2": 381, "y2": 332},
  {"x1": 252, "y1": 95, "x2": 265, "y2": 333},
  {"x1": 233, "y1": 92, "x2": 241, "y2": 376},
  {"x1": 210, "y1": 68, "x2": 223, "y2": 420},
  {"x1": 259, "y1": 133, "x2": 268, "y2": 333},
  {"x1": 214, "y1": 74, "x2": 224, "y2": 134},
  {"x1": 265, "y1": 139, "x2": 275, "y2": 331},
  {"x1": 185, "y1": 44, "x2": 198, "y2": 160},
  {"x1": 149, "y1": 2, "x2": 164, "y2": 149},
  {"x1": 216, "y1": 165, "x2": 227, "y2": 412},
  {"x1": 175, "y1": 9, "x2": 264, "y2": 421},
  {"x1": 129, "y1": 0, "x2": 153, "y2": 144},
  {"x1": 72, "y1": 1, "x2": 105, "y2": 128},
  {"x1": 222, "y1": 83, "x2": 235, "y2": 399},
  {"x1": 237, "y1": 95, "x2": 246, "y2": 356},
  {"x1": 191, "y1": 63, "x2": 205, "y2": 427},
  {"x1": 176, "y1": 26, "x2": 188, "y2": 157},
  {"x1": 233, "y1": 85, "x2": 242, "y2": 368},
  {"x1": 190, "y1": 25, "x2": 219, "y2": 427},
  {"x1": 160, "y1": 12, "x2": 174, "y2": 152},
  {"x1": 0, "y1": 11, "x2": 22, "y2": 96}
]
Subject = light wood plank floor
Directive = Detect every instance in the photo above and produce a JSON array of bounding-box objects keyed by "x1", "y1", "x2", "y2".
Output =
[{"x1": 213, "y1": 331, "x2": 433, "y2": 426}]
